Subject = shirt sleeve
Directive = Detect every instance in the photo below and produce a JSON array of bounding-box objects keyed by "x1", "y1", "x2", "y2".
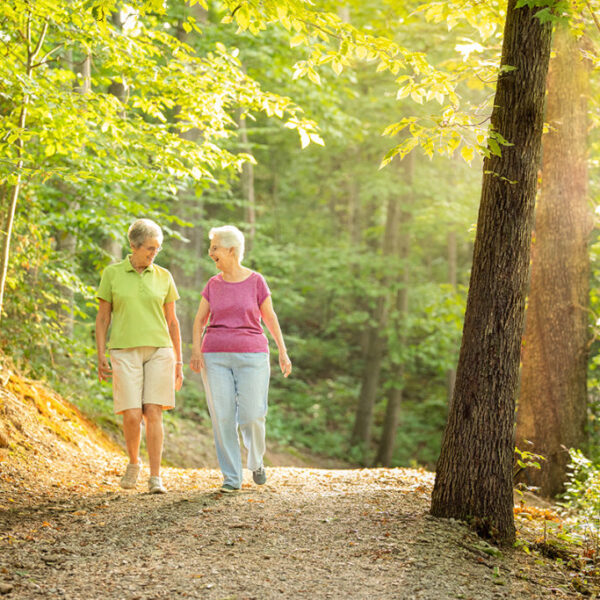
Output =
[
  {"x1": 256, "y1": 273, "x2": 271, "y2": 306},
  {"x1": 201, "y1": 278, "x2": 212, "y2": 303},
  {"x1": 96, "y1": 267, "x2": 113, "y2": 303},
  {"x1": 164, "y1": 271, "x2": 180, "y2": 304}
]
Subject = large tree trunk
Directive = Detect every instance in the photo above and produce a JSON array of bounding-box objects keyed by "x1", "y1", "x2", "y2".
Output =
[
  {"x1": 516, "y1": 25, "x2": 591, "y2": 498},
  {"x1": 430, "y1": 0, "x2": 552, "y2": 545}
]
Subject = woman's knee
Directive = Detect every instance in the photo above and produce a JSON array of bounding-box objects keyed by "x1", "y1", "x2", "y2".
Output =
[
  {"x1": 122, "y1": 408, "x2": 143, "y2": 427},
  {"x1": 143, "y1": 403, "x2": 164, "y2": 424}
]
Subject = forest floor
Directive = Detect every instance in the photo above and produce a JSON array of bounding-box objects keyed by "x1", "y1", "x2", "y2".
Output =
[{"x1": 0, "y1": 359, "x2": 598, "y2": 600}]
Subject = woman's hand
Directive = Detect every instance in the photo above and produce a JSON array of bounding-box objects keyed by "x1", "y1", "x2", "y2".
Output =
[
  {"x1": 98, "y1": 355, "x2": 112, "y2": 381},
  {"x1": 175, "y1": 363, "x2": 184, "y2": 391},
  {"x1": 279, "y1": 350, "x2": 292, "y2": 378},
  {"x1": 190, "y1": 352, "x2": 205, "y2": 373}
]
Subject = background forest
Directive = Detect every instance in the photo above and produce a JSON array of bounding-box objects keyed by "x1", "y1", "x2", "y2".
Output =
[{"x1": 2, "y1": 0, "x2": 600, "y2": 483}]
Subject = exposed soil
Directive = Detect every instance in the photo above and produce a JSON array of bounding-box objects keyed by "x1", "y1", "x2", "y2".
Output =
[{"x1": 0, "y1": 360, "x2": 595, "y2": 599}]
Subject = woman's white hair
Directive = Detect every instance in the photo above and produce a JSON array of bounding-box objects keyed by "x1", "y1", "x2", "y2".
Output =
[
  {"x1": 209, "y1": 225, "x2": 245, "y2": 262},
  {"x1": 128, "y1": 219, "x2": 163, "y2": 248}
]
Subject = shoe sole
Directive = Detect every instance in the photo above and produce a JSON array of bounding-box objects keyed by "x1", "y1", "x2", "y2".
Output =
[
  {"x1": 253, "y1": 470, "x2": 267, "y2": 485},
  {"x1": 219, "y1": 487, "x2": 240, "y2": 493}
]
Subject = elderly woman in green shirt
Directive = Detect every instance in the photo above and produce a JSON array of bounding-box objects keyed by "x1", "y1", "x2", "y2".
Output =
[{"x1": 95, "y1": 219, "x2": 183, "y2": 494}]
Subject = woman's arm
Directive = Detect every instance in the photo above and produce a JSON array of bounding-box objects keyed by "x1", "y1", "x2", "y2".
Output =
[
  {"x1": 190, "y1": 297, "x2": 210, "y2": 373},
  {"x1": 96, "y1": 299, "x2": 113, "y2": 381},
  {"x1": 260, "y1": 296, "x2": 292, "y2": 377},
  {"x1": 164, "y1": 301, "x2": 184, "y2": 391}
]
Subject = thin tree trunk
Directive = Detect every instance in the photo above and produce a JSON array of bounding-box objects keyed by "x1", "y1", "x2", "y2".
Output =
[
  {"x1": 374, "y1": 153, "x2": 414, "y2": 467},
  {"x1": 430, "y1": 0, "x2": 552, "y2": 545},
  {"x1": 374, "y1": 229, "x2": 410, "y2": 466},
  {"x1": 54, "y1": 51, "x2": 91, "y2": 339},
  {"x1": 351, "y1": 195, "x2": 399, "y2": 460},
  {"x1": 168, "y1": 6, "x2": 208, "y2": 348},
  {"x1": 239, "y1": 112, "x2": 256, "y2": 253},
  {"x1": 516, "y1": 25, "x2": 591, "y2": 497},
  {"x1": 102, "y1": 11, "x2": 127, "y2": 262},
  {"x1": 0, "y1": 16, "x2": 48, "y2": 325},
  {"x1": 348, "y1": 150, "x2": 361, "y2": 248},
  {"x1": 351, "y1": 296, "x2": 388, "y2": 460}
]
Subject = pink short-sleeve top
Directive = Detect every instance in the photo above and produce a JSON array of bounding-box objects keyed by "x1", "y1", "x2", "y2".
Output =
[{"x1": 201, "y1": 271, "x2": 271, "y2": 353}]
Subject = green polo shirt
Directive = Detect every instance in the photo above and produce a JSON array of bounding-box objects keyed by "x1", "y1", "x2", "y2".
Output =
[{"x1": 97, "y1": 256, "x2": 179, "y2": 349}]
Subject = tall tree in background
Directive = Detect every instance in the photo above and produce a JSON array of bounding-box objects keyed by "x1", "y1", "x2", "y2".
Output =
[
  {"x1": 351, "y1": 191, "x2": 399, "y2": 460},
  {"x1": 430, "y1": 0, "x2": 553, "y2": 544},
  {"x1": 516, "y1": 24, "x2": 592, "y2": 497},
  {"x1": 374, "y1": 156, "x2": 413, "y2": 467}
]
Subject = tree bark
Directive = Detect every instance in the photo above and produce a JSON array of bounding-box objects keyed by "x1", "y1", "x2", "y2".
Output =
[
  {"x1": 516, "y1": 25, "x2": 591, "y2": 497},
  {"x1": 447, "y1": 229, "x2": 458, "y2": 406},
  {"x1": 430, "y1": 0, "x2": 552, "y2": 545}
]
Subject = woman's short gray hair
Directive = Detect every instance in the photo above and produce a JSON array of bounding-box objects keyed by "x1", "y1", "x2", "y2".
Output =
[
  {"x1": 128, "y1": 219, "x2": 163, "y2": 248},
  {"x1": 209, "y1": 225, "x2": 245, "y2": 262}
]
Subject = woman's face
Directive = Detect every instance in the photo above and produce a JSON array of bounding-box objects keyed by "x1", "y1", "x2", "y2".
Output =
[
  {"x1": 208, "y1": 236, "x2": 234, "y2": 271},
  {"x1": 131, "y1": 237, "x2": 161, "y2": 269}
]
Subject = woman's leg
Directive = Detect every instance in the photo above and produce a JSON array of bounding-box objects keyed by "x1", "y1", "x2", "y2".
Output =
[
  {"x1": 122, "y1": 408, "x2": 143, "y2": 464},
  {"x1": 143, "y1": 404, "x2": 164, "y2": 477},
  {"x1": 120, "y1": 408, "x2": 143, "y2": 489},
  {"x1": 202, "y1": 354, "x2": 242, "y2": 488},
  {"x1": 142, "y1": 347, "x2": 175, "y2": 479},
  {"x1": 234, "y1": 353, "x2": 270, "y2": 473},
  {"x1": 111, "y1": 348, "x2": 144, "y2": 488}
]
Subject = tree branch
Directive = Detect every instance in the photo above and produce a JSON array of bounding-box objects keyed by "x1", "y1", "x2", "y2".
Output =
[
  {"x1": 586, "y1": 1, "x2": 600, "y2": 33},
  {"x1": 30, "y1": 19, "x2": 49, "y2": 64}
]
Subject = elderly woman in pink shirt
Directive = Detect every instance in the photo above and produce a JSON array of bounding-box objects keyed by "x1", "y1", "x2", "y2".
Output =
[{"x1": 190, "y1": 225, "x2": 292, "y2": 492}]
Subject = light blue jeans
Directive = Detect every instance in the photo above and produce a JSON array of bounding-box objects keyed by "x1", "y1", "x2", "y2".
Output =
[{"x1": 201, "y1": 352, "x2": 270, "y2": 488}]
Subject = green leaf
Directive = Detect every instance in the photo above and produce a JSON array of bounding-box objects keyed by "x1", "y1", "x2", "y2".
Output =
[
  {"x1": 290, "y1": 33, "x2": 305, "y2": 47},
  {"x1": 299, "y1": 129, "x2": 310, "y2": 149},
  {"x1": 355, "y1": 46, "x2": 368, "y2": 60},
  {"x1": 488, "y1": 138, "x2": 502, "y2": 157},
  {"x1": 307, "y1": 69, "x2": 321, "y2": 85}
]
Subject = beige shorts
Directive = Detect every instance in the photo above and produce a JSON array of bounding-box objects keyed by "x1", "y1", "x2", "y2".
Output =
[{"x1": 109, "y1": 346, "x2": 175, "y2": 414}]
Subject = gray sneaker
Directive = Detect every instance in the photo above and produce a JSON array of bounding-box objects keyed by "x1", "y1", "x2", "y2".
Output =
[
  {"x1": 252, "y1": 466, "x2": 267, "y2": 485},
  {"x1": 148, "y1": 476, "x2": 166, "y2": 494},
  {"x1": 120, "y1": 463, "x2": 141, "y2": 489},
  {"x1": 220, "y1": 484, "x2": 240, "y2": 493}
]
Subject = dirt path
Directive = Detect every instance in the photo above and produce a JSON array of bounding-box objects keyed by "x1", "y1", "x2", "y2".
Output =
[
  {"x1": 0, "y1": 363, "x2": 589, "y2": 599},
  {"x1": 0, "y1": 465, "x2": 583, "y2": 600}
]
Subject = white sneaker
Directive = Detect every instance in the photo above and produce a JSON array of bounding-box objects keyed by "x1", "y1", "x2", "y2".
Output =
[
  {"x1": 120, "y1": 463, "x2": 141, "y2": 489},
  {"x1": 148, "y1": 476, "x2": 166, "y2": 494}
]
